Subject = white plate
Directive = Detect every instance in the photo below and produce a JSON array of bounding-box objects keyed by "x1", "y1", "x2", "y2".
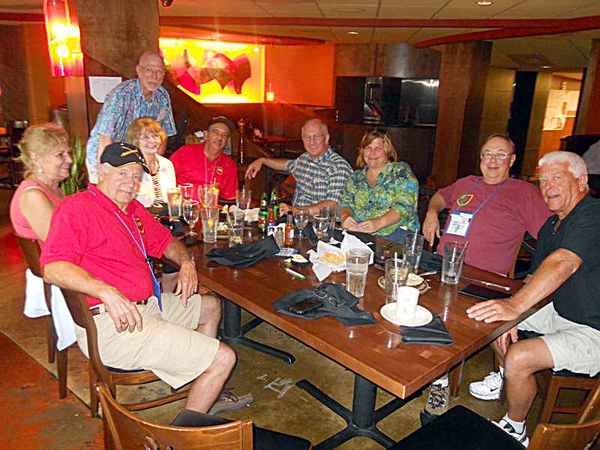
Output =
[{"x1": 380, "y1": 303, "x2": 433, "y2": 327}]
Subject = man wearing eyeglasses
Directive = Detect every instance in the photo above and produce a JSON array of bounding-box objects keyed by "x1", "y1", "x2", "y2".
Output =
[
  {"x1": 86, "y1": 52, "x2": 176, "y2": 184},
  {"x1": 245, "y1": 118, "x2": 352, "y2": 216},
  {"x1": 170, "y1": 116, "x2": 238, "y2": 201},
  {"x1": 419, "y1": 134, "x2": 552, "y2": 424}
]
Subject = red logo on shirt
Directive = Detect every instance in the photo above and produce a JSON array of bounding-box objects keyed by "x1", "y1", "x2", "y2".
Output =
[
  {"x1": 134, "y1": 217, "x2": 145, "y2": 234},
  {"x1": 216, "y1": 166, "x2": 224, "y2": 176}
]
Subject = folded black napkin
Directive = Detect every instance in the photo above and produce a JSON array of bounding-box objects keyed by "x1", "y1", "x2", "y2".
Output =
[
  {"x1": 418, "y1": 250, "x2": 443, "y2": 272},
  {"x1": 206, "y1": 235, "x2": 280, "y2": 268},
  {"x1": 273, "y1": 282, "x2": 376, "y2": 327},
  {"x1": 332, "y1": 229, "x2": 376, "y2": 246},
  {"x1": 399, "y1": 313, "x2": 454, "y2": 346}
]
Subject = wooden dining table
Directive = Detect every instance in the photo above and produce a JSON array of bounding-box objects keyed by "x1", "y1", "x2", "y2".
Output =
[{"x1": 189, "y1": 229, "x2": 547, "y2": 449}]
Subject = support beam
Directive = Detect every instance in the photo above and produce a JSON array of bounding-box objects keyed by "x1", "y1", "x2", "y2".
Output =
[{"x1": 575, "y1": 39, "x2": 600, "y2": 135}]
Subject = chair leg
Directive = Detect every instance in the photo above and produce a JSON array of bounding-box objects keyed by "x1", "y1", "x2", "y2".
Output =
[
  {"x1": 540, "y1": 377, "x2": 561, "y2": 423},
  {"x1": 57, "y1": 348, "x2": 68, "y2": 399},
  {"x1": 46, "y1": 316, "x2": 57, "y2": 364},
  {"x1": 89, "y1": 367, "x2": 100, "y2": 418},
  {"x1": 449, "y1": 360, "x2": 465, "y2": 397}
]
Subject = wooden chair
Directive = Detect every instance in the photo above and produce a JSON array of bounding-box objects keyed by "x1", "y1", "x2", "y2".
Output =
[
  {"x1": 539, "y1": 369, "x2": 600, "y2": 423},
  {"x1": 389, "y1": 384, "x2": 600, "y2": 450},
  {"x1": 97, "y1": 383, "x2": 313, "y2": 450},
  {"x1": 15, "y1": 235, "x2": 68, "y2": 399},
  {"x1": 59, "y1": 288, "x2": 189, "y2": 419}
]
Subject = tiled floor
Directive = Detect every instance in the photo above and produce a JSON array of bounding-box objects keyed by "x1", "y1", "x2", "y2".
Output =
[{"x1": 0, "y1": 185, "x2": 555, "y2": 449}]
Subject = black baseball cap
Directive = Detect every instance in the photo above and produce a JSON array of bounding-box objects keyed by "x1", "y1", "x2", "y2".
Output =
[
  {"x1": 206, "y1": 116, "x2": 234, "y2": 133},
  {"x1": 100, "y1": 142, "x2": 150, "y2": 174}
]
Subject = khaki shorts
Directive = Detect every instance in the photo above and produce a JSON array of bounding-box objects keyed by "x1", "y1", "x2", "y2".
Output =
[
  {"x1": 518, "y1": 303, "x2": 600, "y2": 376},
  {"x1": 75, "y1": 294, "x2": 220, "y2": 389}
]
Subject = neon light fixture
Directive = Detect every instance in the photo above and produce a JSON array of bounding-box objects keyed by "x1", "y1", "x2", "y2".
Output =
[{"x1": 43, "y1": 0, "x2": 83, "y2": 77}]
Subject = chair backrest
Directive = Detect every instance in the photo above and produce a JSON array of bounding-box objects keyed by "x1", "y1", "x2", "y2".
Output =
[
  {"x1": 59, "y1": 287, "x2": 113, "y2": 390},
  {"x1": 529, "y1": 385, "x2": 600, "y2": 450},
  {"x1": 96, "y1": 383, "x2": 254, "y2": 450},
  {"x1": 15, "y1": 235, "x2": 43, "y2": 278}
]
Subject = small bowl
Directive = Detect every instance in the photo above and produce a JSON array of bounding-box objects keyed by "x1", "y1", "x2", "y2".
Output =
[{"x1": 292, "y1": 259, "x2": 310, "y2": 269}]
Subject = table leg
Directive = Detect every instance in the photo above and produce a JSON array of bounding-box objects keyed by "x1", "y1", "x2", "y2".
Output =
[
  {"x1": 221, "y1": 298, "x2": 295, "y2": 364},
  {"x1": 297, "y1": 374, "x2": 406, "y2": 449}
]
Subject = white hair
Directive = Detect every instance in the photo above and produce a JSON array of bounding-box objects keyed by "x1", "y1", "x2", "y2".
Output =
[
  {"x1": 302, "y1": 118, "x2": 328, "y2": 135},
  {"x1": 538, "y1": 151, "x2": 587, "y2": 178}
]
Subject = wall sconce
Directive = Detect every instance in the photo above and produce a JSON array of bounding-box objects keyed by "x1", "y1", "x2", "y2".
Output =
[
  {"x1": 44, "y1": 0, "x2": 83, "y2": 77},
  {"x1": 266, "y1": 83, "x2": 274, "y2": 102}
]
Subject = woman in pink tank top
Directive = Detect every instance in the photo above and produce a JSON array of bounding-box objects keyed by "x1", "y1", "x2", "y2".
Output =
[{"x1": 10, "y1": 123, "x2": 72, "y2": 242}]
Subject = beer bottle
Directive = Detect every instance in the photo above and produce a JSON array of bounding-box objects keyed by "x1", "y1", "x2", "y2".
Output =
[
  {"x1": 270, "y1": 188, "x2": 279, "y2": 218},
  {"x1": 285, "y1": 211, "x2": 295, "y2": 246},
  {"x1": 258, "y1": 193, "x2": 268, "y2": 233}
]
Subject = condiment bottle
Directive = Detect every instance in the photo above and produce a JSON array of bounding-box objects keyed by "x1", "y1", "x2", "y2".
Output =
[{"x1": 285, "y1": 211, "x2": 295, "y2": 246}]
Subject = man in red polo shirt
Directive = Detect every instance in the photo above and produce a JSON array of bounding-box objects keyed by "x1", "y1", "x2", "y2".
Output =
[
  {"x1": 170, "y1": 116, "x2": 238, "y2": 201},
  {"x1": 41, "y1": 142, "x2": 252, "y2": 415}
]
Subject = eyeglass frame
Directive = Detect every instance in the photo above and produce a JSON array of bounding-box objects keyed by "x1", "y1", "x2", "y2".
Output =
[
  {"x1": 301, "y1": 133, "x2": 327, "y2": 142},
  {"x1": 313, "y1": 285, "x2": 345, "y2": 307},
  {"x1": 138, "y1": 65, "x2": 166, "y2": 77},
  {"x1": 480, "y1": 151, "x2": 513, "y2": 161}
]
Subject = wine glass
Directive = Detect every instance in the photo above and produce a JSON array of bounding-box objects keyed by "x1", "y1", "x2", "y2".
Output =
[
  {"x1": 314, "y1": 214, "x2": 330, "y2": 241},
  {"x1": 236, "y1": 188, "x2": 252, "y2": 210},
  {"x1": 294, "y1": 208, "x2": 309, "y2": 239},
  {"x1": 183, "y1": 200, "x2": 200, "y2": 236},
  {"x1": 180, "y1": 183, "x2": 194, "y2": 201},
  {"x1": 198, "y1": 184, "x2": 218, "y2": 208}
]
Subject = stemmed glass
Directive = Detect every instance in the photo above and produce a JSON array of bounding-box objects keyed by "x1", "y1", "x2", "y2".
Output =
[
  {"x1": 180, "y1": 183, "x2": 194, "y2": 201},
  {"x1": 183, "y1": 200, "x2": 200, "y2": 236},
  {"x1": 236, "y1": 188, "x2": 252, "y2": 210},
  {"x1": 294, "y1": 208, "x2": 309, "y2": 239},
  {"x1": 198, "y1": 184, "x2": 218, "y2": 208}
]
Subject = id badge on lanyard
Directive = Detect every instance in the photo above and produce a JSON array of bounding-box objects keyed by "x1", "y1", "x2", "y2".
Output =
[{"x1": 446, "y1": 211, "x2": 475, "y2": 237}]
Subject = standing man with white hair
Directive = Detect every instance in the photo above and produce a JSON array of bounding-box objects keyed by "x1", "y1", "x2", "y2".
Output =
[
  {"x1": 86, "y1": 51, "x2": 176, "y2": 183},
  {"x1": 467, "y1": 151, "x2": 600, "y2": 447}
]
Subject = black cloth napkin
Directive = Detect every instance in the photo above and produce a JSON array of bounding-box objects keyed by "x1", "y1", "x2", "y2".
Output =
[
  {"x1": 399, "y1": 313, "x2": 454, "y2": 346},
  {"x1": 273, "y1": 282, "x2": 376, "y2": 327},
  {"x1": 418, "y1": 250, "x2": 443, "y2": 272},
  {"x1": 206, "y1": 235, "x2": 280, "y2": 268}
]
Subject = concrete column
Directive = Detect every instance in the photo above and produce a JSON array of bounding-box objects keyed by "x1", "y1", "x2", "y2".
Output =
[
  {"x1": 575, "y1": 39, "x2": 600, "y2": 135},
  {"x1": 432, "y1": 41, "x2": 492, "y2": 187}
]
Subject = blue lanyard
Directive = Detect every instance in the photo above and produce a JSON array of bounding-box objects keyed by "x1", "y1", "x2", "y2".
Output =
[{"x1": 455, "y1": 178, "x2": 508, "y2": 215}]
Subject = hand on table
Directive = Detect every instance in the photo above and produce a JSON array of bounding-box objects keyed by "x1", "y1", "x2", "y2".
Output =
[
  {"x1": 357, "y1": 219, "x2": 379, "y2": 234},
  {"x1": 245, "y1": 158, "x2": 263, "y2": 179},
  {"x1": 102, "y1": 288, "x2": 144, "y2": 333},
  {"x1": 175, "y1": 259, "x2": 198, "y2": 307},
  {"x1": 422, "y1": 213, "x2": 441, "y2": 246},
  {"x1": 466, "y1": 298, "x2": 520, "y2": 323},
  {"x1": 341, "y1": 216, "x2": 360, "y2": 232}
]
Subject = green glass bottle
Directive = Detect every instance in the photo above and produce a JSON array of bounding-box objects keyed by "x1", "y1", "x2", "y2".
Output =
[
  {"x1": 271, "y1": 188, "x2": 279, "y2": 218},
  {"x1": 258, "y1": 193, "x2": 268, "y2": 233}
]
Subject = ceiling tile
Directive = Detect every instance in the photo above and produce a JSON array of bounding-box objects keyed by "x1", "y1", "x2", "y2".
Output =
[
  {"x1": 258, "y1": 3, "x2": 323, "y2": 16},
  {"x1": 434, "y1": 6, "x2": 515, "y2": 20},
  {"x1": 320, "y1": 4, "x2": 378, "y2": 18},
  {"x1": 407, "y1": 27, "x2": 473, "y2": 43},
  {"x1": 371, "y1": 27, "x2": 420, "y2": 43},
  {"x1": 316, "y1": 0, "x2": 378, "y2": 5},
  {"x1": 562, "y1": 3, "x2": 600, "y2": 17},
  {"x1": 379, "y1": 0, "x2": 448, "y2": 6},
  {"x1": 331, "y1": 26, "x2": 374, "y2": 43},
  {"x1": 377, "y1": 5, "x2": 440, "y2": 19}
]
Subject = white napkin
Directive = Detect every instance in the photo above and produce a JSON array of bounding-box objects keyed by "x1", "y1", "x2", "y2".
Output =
[
  {"x1": 340, "y1": 232, "x2": 374, "y2": 264},
  {"x1": 308, "y1": 241, "x2": 346, "y2": 282},
  {"x1": 23, "y1": 269, "x2": 77, "y2": 351},
  {"x1": 229, "y1": 205, "x2": 259, "y2": 222}
]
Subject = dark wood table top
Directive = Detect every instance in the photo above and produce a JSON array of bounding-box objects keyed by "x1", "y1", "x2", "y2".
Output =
[{"x1": 191, "y1": 230, "x2": 545, "y2": 399}]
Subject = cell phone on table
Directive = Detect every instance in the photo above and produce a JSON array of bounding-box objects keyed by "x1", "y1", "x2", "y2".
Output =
[
  {"x1": 458, "y1": 284, "x2": 512, "y2": 301},
  {"x1": 289, "y1": 298, "x2": 323, "y2": 315}
]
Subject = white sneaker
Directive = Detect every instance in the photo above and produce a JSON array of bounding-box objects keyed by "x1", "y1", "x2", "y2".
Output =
[
  {"x1": 468, "y1": 371, "x2": 503, "y2": 400},
  {"x1": 493, "y1": 418, "x2": 529, "y2": 447}
]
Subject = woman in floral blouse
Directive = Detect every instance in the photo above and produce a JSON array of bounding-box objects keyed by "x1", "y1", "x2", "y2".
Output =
[{"x1": 339, "y1": 129, "x2": 419, "y2": 243}]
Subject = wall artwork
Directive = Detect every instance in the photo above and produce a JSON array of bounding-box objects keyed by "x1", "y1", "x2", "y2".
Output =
[{"x1": 160, "y1": 39, "x2": 264, "y2": 104}]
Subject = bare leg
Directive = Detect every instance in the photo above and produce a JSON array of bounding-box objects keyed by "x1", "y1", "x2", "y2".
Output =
[
  {"x1": 185, "y1": 342, "x2": 236, "y2": 413},
  {"x1": 161, "y1": 272, "x2": 179, "y2": 293},
  {"x1": 504, "y1": 338, "x2": 554, "y2": 422},
  {"x1": 196, "y1": 294, "x2": 221, "y2": 338}
]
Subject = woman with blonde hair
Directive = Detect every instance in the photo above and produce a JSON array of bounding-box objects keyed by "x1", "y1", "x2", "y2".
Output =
[
  {"x1": 339, "y1": 129, "x2": 419, "y2": 242},
  {"x1": 10, "y1": 123, "x2": 72, "y2": 241}
]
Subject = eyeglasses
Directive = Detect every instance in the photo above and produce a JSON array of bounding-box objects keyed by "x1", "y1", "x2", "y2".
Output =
[
  {"x1": 480, "y1": 152, "x2": 512, "y2": 160},
  {"x1": 209, "y1": 129, "x2": 230, "y2": 139},
  {"x1": 139, "y1": 133, "x2": 160, "y2": 141},
  {"x1": 139, "y1": 65, "x2": 166, "y2": 77},
  {"x1": 313, "y1": 285, "x2": 345, "y2": 307},
  {"x1": 301, "y1": 134, "x2": 327, "y2": 142}
]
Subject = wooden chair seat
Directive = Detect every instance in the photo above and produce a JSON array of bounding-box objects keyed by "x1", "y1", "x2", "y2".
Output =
[
  {"x1": 97, "y1": 383, "x2": 313, "y2": 450},
  {"x1": 15, "y1": 235, "x2": 68, "y2": 399},
  {"x1": 59, "y1": 288, "x2": 190, "y2": 418},
  {"x1": 540, "y1": 369, "x2": 600, "y2": 423}
]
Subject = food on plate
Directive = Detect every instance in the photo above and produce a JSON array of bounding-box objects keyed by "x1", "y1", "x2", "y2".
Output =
[
  {"x1": 406, "y1": 273, "x2": 424, "y2": 286},
  {"x1": 320, "y1": 251, "x2": 345, "y2": 265},
  {"x1": 217, "y1": 222, "x2": 228, "y2": 233},
  {"x1": 292, "y1": 254, "x2": 308, "y2": 263},
  {"x1": 221, "y1": 204, "x2": 229, "y2": 214}
]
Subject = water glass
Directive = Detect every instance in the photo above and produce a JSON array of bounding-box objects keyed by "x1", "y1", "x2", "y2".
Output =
[
  {"x1": 403, "y1": 232, "x2": 424, "y2": 273},
  {"x1": 396, "y1": 286, "x2": 420, "y2": 319},
  {"x1": 235, "y1": 188, "x2": 252, "y2": 210},
  {"x1": 384, "y1": 258, "x2": 410, "y2": 304},
  {"x1": 201, "y1": 207, "x2": 219, "y2": 243},
  {"x1": 198, "y1": 184, "x2": 219, "y2": 208},
  {"x1": 345, "y1": 248, "x2": 370, "y2": 298},
  {"x1": 314, "y1": 215, "x2": 330, "y2": 241},
  {"x1": 228, "y1": 222, "x2": 244, "y2": 246},
  {"x1": 180, "y1": 183, "x2": 194, "y2": 201},
  {"x1": 183, "y1": 200, "x2": 200, "y2": 236},
  {"x1": 294, "y1": 209, "x2": 309, "y2": 239},
  {"x1": 166, "y1": 187, "x2": 182, "y2": 222},
  {"x1": 319, "y1": 206, "x2": 337, "y2": 241},
  {"x1": 441, "y1": 241, "x2": 467, "y2": 285}
]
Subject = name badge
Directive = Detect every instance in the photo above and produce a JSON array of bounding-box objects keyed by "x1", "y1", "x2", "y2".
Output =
[
  {"x1": 446, "y1": 211, "x2": 474, "y2": 237},
  {"x1": 157, "y1": 107, "x2": 168, "y2": 122}
]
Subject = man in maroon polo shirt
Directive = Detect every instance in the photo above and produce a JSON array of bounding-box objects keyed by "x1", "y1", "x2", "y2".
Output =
[
  {"x1": 41, "y1": 142, "x2": 252, "y2": 415},
  {"x1": 170, "y1": 116, "x2": 238, "y2": 201}
]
